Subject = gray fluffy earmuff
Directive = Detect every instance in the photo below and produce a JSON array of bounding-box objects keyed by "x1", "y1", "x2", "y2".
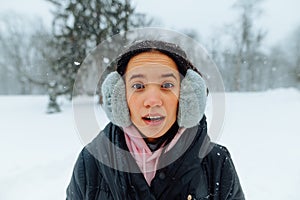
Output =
[
  {"x1": 101, "y1": 72, "x2": 132, "y2": 127},
  {"x1": 101, "y1": 69, "x2": 207, "y2": 128},
  {"x1": 177, "y1": 69, "x2": 207, "y2": 128}
]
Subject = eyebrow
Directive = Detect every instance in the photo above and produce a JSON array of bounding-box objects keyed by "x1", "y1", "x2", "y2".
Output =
[
  {"x1": 161, "y1": 73, "x2": 177, "y2": 80},
  {"x1": 129, "y1": 74, "x2": 145, "y2": 81},
  {"x1": 129, "y1": 73, "x2": 177, "y2": 81}
]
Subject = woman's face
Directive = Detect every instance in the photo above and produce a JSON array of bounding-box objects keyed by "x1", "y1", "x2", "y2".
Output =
[{"x1": 125, "y1": 51, "x2": 180, "y2": 139}]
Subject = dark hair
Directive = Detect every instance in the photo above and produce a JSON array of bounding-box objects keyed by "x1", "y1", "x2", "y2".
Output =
[{"x1": 116, "y1": 40, "x2": 203, "y2": 77}]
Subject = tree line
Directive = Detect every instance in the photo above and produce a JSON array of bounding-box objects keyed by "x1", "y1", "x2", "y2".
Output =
[{"x1": 0, "y1": 0, "x2": 299, "y2": 112}]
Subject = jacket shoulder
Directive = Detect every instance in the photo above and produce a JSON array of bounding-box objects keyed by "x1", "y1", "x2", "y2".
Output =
[
  {"x1": 204, "y1": 143, "x2": 245, "y2": 200},
  {"x1": 66, "y1": 147, "x2": 109, "y2": 199}
]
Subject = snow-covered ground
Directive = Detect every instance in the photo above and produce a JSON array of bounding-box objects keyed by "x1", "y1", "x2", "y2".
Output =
[{"x1": 0, "y1": 88, "x2": 299, "y2": 200}]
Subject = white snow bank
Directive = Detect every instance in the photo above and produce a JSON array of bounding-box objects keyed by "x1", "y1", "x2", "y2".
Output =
[{"x1": 0, "y1": 88, "x2": 299, "y2": 200}]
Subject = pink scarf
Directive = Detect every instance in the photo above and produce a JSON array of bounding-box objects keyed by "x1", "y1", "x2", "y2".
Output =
[{"x1": 123, "y1": 125, "x2": 186, "y2": 185}]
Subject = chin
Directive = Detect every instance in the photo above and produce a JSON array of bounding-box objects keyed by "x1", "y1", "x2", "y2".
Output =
[{"x1": 143, "y1": 126, "x2": 169, "y2": 138}]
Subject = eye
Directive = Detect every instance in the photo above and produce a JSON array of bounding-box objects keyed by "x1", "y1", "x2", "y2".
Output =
[
  {"x1": 132, "y1": 83, "x2": 145, "y2": 90},
  {"x1": 161, "y1": 82, "x2": 174, "y2": 89}
]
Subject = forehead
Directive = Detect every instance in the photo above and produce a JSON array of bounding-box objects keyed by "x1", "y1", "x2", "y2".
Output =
[{"x1": 125, "y1": 51, "x2": 179, "y2": 74}]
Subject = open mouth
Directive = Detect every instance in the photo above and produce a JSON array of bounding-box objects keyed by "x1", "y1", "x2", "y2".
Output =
[{"x1": 142, "y1": 115, "x2": 165, "y2": 125}]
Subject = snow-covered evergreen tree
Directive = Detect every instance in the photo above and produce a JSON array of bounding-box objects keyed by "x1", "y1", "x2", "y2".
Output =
[{"x1": 46, "y1": 0, "x2": 150, "y2": 112}]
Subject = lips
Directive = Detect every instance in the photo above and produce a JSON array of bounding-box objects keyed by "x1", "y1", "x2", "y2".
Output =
[{"x1": 142, "y1": 114, "x2": 165, "y2": 125}]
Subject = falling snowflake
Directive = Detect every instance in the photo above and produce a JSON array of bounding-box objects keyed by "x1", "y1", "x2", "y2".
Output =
[{"x1": 74, "y1": 61, "x2": 81, "y2": 66}]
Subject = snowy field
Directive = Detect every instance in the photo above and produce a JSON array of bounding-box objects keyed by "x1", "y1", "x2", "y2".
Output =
[{"x1": 0, "y1": 88, "x2": 299, "y2": 200}]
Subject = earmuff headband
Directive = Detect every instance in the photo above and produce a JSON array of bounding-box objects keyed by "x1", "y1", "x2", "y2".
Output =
[{"x1": 101, "y1": 69, "x2": 206, "y2": 128}]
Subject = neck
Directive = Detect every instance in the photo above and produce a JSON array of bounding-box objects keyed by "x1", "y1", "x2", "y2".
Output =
[{"x1": 142, "y1": 122, "x2": 179, "y2": 152}]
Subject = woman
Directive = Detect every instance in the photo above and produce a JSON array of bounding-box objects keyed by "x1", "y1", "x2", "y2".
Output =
[{"x1": 66, "y1": 40, "x2": 245, "y2": 200}]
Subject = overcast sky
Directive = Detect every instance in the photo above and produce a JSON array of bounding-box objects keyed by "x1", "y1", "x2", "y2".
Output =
[{"x1": 1, "y1": 0, "x2": 300, "y2": 46}]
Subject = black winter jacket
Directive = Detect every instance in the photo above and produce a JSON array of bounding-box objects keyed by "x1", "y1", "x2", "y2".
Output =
[{"x1": 66, "y1": 118, "x2": 245, "y2": 200}]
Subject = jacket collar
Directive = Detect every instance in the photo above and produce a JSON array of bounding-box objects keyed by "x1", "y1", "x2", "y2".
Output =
[{"x1": 87, "y1": 116, "x2": 210, "y2": 199}]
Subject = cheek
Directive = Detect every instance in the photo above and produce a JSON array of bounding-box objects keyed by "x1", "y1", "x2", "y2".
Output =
[
  {"x1": 171, "y1": 88, "x2": 180, "y2": 105},
  {"x1": 126, "y1": 86, "x2": 134, "y2": 110},
  {"x1": 127, "y1": 94, "x2": 140, "y2": 114},
  {"x1": 166, "y1": 93, "x2": 179, "y2": 114}
]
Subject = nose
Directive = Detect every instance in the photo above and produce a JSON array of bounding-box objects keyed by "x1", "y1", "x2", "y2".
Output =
[{"x1": 143, "y1": 84, "x2": 162, "y2": 108}]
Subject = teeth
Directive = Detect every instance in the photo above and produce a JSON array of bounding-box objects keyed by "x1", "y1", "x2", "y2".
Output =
[{"x1": 146, "y1": 116, "x2": 162, "y2": 120}]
